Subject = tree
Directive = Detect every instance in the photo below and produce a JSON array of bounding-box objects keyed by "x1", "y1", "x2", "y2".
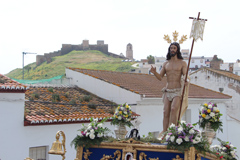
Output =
[{"x1": 147, "y1": 55, "x2": 155, "y2": 64}]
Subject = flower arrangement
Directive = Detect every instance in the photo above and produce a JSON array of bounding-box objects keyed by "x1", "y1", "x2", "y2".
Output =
[
  {"x1": 165, "y1": 121, "x2": 209, "y2": 152},
  {"x1": 111, "y1": 103, "x2": 133, "y2": 127},
  {"x1": 198, "y1": 102, "x2": 223, "y2": 132},
  {"x1": 210, "y1": 138, "x2": 238, "y2": 160},
  {"x1": 71, "y1": 117, "x2": 111, "y2": 149}
]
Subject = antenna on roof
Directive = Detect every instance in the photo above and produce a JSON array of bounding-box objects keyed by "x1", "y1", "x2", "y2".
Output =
[{"x1": 22, "y1": 52, "x2": 37, "y2": 80}]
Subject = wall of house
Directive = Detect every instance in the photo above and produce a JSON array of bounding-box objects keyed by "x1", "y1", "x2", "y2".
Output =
[
  {"x1": 3, "y1": 122, "x2": 116, "y2": 160},
  {"x1": 188, "y1": 58, "x2": 206, "y2": 69},
  {"x1": 233, "y1": 63, "x2": 240, "y2": 75},
  {"x1": 1, "y1": 80, "x2": 240, "y2": 159},
  {"x1": 134, "y1": 98, "x2": 240, "y2": 152},
  {"x1": 134, "y1": 98, "x2": 229, "y2": 139},
  {"x1": 0, "y1": 92, "x2": 117, "y2": 160},
  {"x1": 66, "y1": 68, "x2": 142, "y2": 104},
  {"x1": 190, "y1": 69, "x2": 240, "y2": 109}
]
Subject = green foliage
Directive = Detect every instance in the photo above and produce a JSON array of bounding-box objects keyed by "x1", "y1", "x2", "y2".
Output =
[
  {"x1": 6, "y1": 50, "x2": 136, "y2": 80},
  {"x1": 83, "y1": 95, "x2": 92, "y2": 102},
  {"x1": 147, "y1": 55, "x2": 155, "y2": 64},
  {"x1": 64, "y1": 92, "x2": 69, "y2": 98},
  {"x1": 29, "y1": 97, "x2": 34, "y2": 101},
  {"x1": 71, "y1": 134, "x2": 109, "y2": 150},
  {"x1": 52, "y1": 93, "x2": 60, "y2": 102},
  {"x1": 69, "y1": 99, "x2": 76, "y2": 104},
  {"x1": 31, "y1": 92, "x2": 40, "y2": 99},
  {"x1": 0, "y1": 78, "x2": 6, "y2": 84},
  {"x1": 88, "y1": 102, "x2": 96, "y2": 109},
  {"x1": 140, "y1": 132, "x2": 162, "y2": 143},
  {"x1": 48, "y1": 88, "x2": 54, "y2": 92},
  {"x1": 211, "y1": 138, "x2": 238, "y2": 160}
]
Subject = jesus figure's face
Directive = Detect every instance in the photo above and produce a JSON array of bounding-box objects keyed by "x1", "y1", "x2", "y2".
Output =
[{"x1": 170, "y1": 45, "x2": 178, "y2": 57}]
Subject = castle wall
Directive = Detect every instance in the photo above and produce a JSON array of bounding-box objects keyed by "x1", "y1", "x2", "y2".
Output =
[
  {"x1": 61, "y1": 44, "x2": 73, "y2": 55},
  {"x1": 36, "y1": 40, "x2": 125, "y2": 65},
  {"x1": 89, "y1": 44, "x2": 108, "y2": 54},
  {"x1": 44, "y1": 50, "x2": 61, "y2": 63},
  {"x1": 108, "y1": 52, "x2": 126, "y2": 59},
  {"x1": 36, "y1": 55, "x2": 46, "y2": 66}
]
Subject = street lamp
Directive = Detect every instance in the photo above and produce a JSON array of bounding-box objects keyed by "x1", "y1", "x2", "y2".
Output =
[{"x1": 22, "y1": 52, "x2": 37, "y2": 79}]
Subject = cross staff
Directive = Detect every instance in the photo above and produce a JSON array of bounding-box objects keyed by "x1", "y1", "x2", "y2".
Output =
[{"x1": 177, "y1": 12, "x2": 207, "y2": 124}]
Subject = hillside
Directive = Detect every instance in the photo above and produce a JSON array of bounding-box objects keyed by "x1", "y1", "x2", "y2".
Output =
[{"x1": 6, "y1": 50, "x2": 135, "y2": 80}]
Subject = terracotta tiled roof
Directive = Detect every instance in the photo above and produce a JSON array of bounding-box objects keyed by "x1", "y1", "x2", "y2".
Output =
[
  {"x1": 191, "y1": 67, "x2": 240, "y2": 82},
  {"x1": 24, "y1": 86, "x2": 139, "y2": 125},
  {"x1": 68, "y1": 67, "x2": 232, "y2": 99},
  {"x1": 0, "y1": 74, "x2": 28, "y2": 93}
]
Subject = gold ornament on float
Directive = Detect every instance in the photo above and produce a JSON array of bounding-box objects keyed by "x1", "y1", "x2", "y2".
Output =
[
  {"x1": 163, "y1": 31, "x2": 187, "y2": 44},
  {"x1": 48, "y1": 131, "x2": 66, "y2": 160},
  {"x1": 83, "y1": 150, "x2": 92, "y2": 160}
]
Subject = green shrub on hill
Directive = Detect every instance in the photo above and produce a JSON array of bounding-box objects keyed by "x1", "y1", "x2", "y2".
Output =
[{"x1": 6, "y1": 50, "x2": 135, "y2": 80}]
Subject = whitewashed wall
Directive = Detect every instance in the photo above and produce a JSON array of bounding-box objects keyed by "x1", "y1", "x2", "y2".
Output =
[
  {"x1": 1, "y1": 92, "x2": 237, "y2": 160},
  {"x1": 142, "y1": 98, "x2": 240, "y2": 153},
  {"x1": 233, "y1": 63, "x2": 240, "y2": 75},
  {"x1": 188, "y1": 58, "x2": 206, "y2": 69},
  {"x1": 0, "y1": 93, "x2": 117, "y2": 160},
  {"x1": 66, "y1": 68, "x2": 142, "y2": 104},
  {"x1": 133, "y1": 98, "x2": 233, "y2": 147},
  {"x1": 0, "y1": 93, "x2": 25, "y2": 160},
  {"x1": 190, "y1": 69, "x2": 240, "y2": 109}
]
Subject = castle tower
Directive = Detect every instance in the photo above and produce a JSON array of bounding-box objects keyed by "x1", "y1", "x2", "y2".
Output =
[
  {"x1": 126, "y1": 43, "x2": 133, "y2": 60},
  {"x1": 82, "y1": 40, "x2": 89, "y2": 50}
]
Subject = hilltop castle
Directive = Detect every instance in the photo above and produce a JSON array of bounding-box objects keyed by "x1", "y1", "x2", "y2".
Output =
[{"x1": 36, "y1": 40, "x2": 127, "y2": 66}]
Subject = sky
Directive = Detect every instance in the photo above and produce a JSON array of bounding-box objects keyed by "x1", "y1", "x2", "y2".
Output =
[{"x1": 1, "y1": 0, "x2": 240, "y2": 75}]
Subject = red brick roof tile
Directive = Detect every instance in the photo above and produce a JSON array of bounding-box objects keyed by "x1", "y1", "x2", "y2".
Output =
[
  {"x1": 0, "y1": 74, "x2": 28, "y2": 93},
  {"x1": 191, "y1": 67, "x2": 240, "y2": 82},
  {"x1": 24, "y1": 86, "x2": 139, "y2": 126},
  {"x1": 68, "y1": 67, "x2": 232, "y2": 99}
]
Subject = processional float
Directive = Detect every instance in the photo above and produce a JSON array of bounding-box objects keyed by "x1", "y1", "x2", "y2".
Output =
[{"x1": 46, "y1": 12, "x2": 221, "y2": 160}]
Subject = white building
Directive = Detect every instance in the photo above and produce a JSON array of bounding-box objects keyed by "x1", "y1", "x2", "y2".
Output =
[
  {"x1": 180, "y1": 49, "x2": 213, "y2": 70},
  {"x1": 0, "y1": 74, "x2": 117, "y2": 160},
  {"x1": 154, "y1": 56, "x2": 166, "y2": 66},
  {"x1": 1, "y1": 67, "x2": 240, "y2": 160},
  {"x1": 190, "y1": 67, "x2": 240, "y2": 153},
  {"x1": 66, "y1": 68, "x2": 237, "y2": 148},
  {"x1": 233, "y1": 63, "x2": 240, "y2": 75}
]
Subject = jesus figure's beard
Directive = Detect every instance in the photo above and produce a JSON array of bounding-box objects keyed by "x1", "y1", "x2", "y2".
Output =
[{"x1": 170, "y1": 51, "x2": 177, "y2": 57}]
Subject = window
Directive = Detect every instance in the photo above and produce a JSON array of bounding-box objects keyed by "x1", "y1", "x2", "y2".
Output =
[{"x1": 29, "y1": 146, "x2": 48, "y2": 160}]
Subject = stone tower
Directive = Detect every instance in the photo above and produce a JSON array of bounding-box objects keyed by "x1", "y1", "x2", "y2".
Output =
[
  {"x1": 210, "y1": 55, "x2": 223, "y2": 70},
  {"x1": 126, "y1": 43, "x2": 133, "y2": 60}
]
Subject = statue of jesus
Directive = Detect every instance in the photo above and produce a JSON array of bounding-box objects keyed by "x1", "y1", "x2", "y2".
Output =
[{"x1": 150, "y1": 42, "x2": 188, "y2": 140}]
